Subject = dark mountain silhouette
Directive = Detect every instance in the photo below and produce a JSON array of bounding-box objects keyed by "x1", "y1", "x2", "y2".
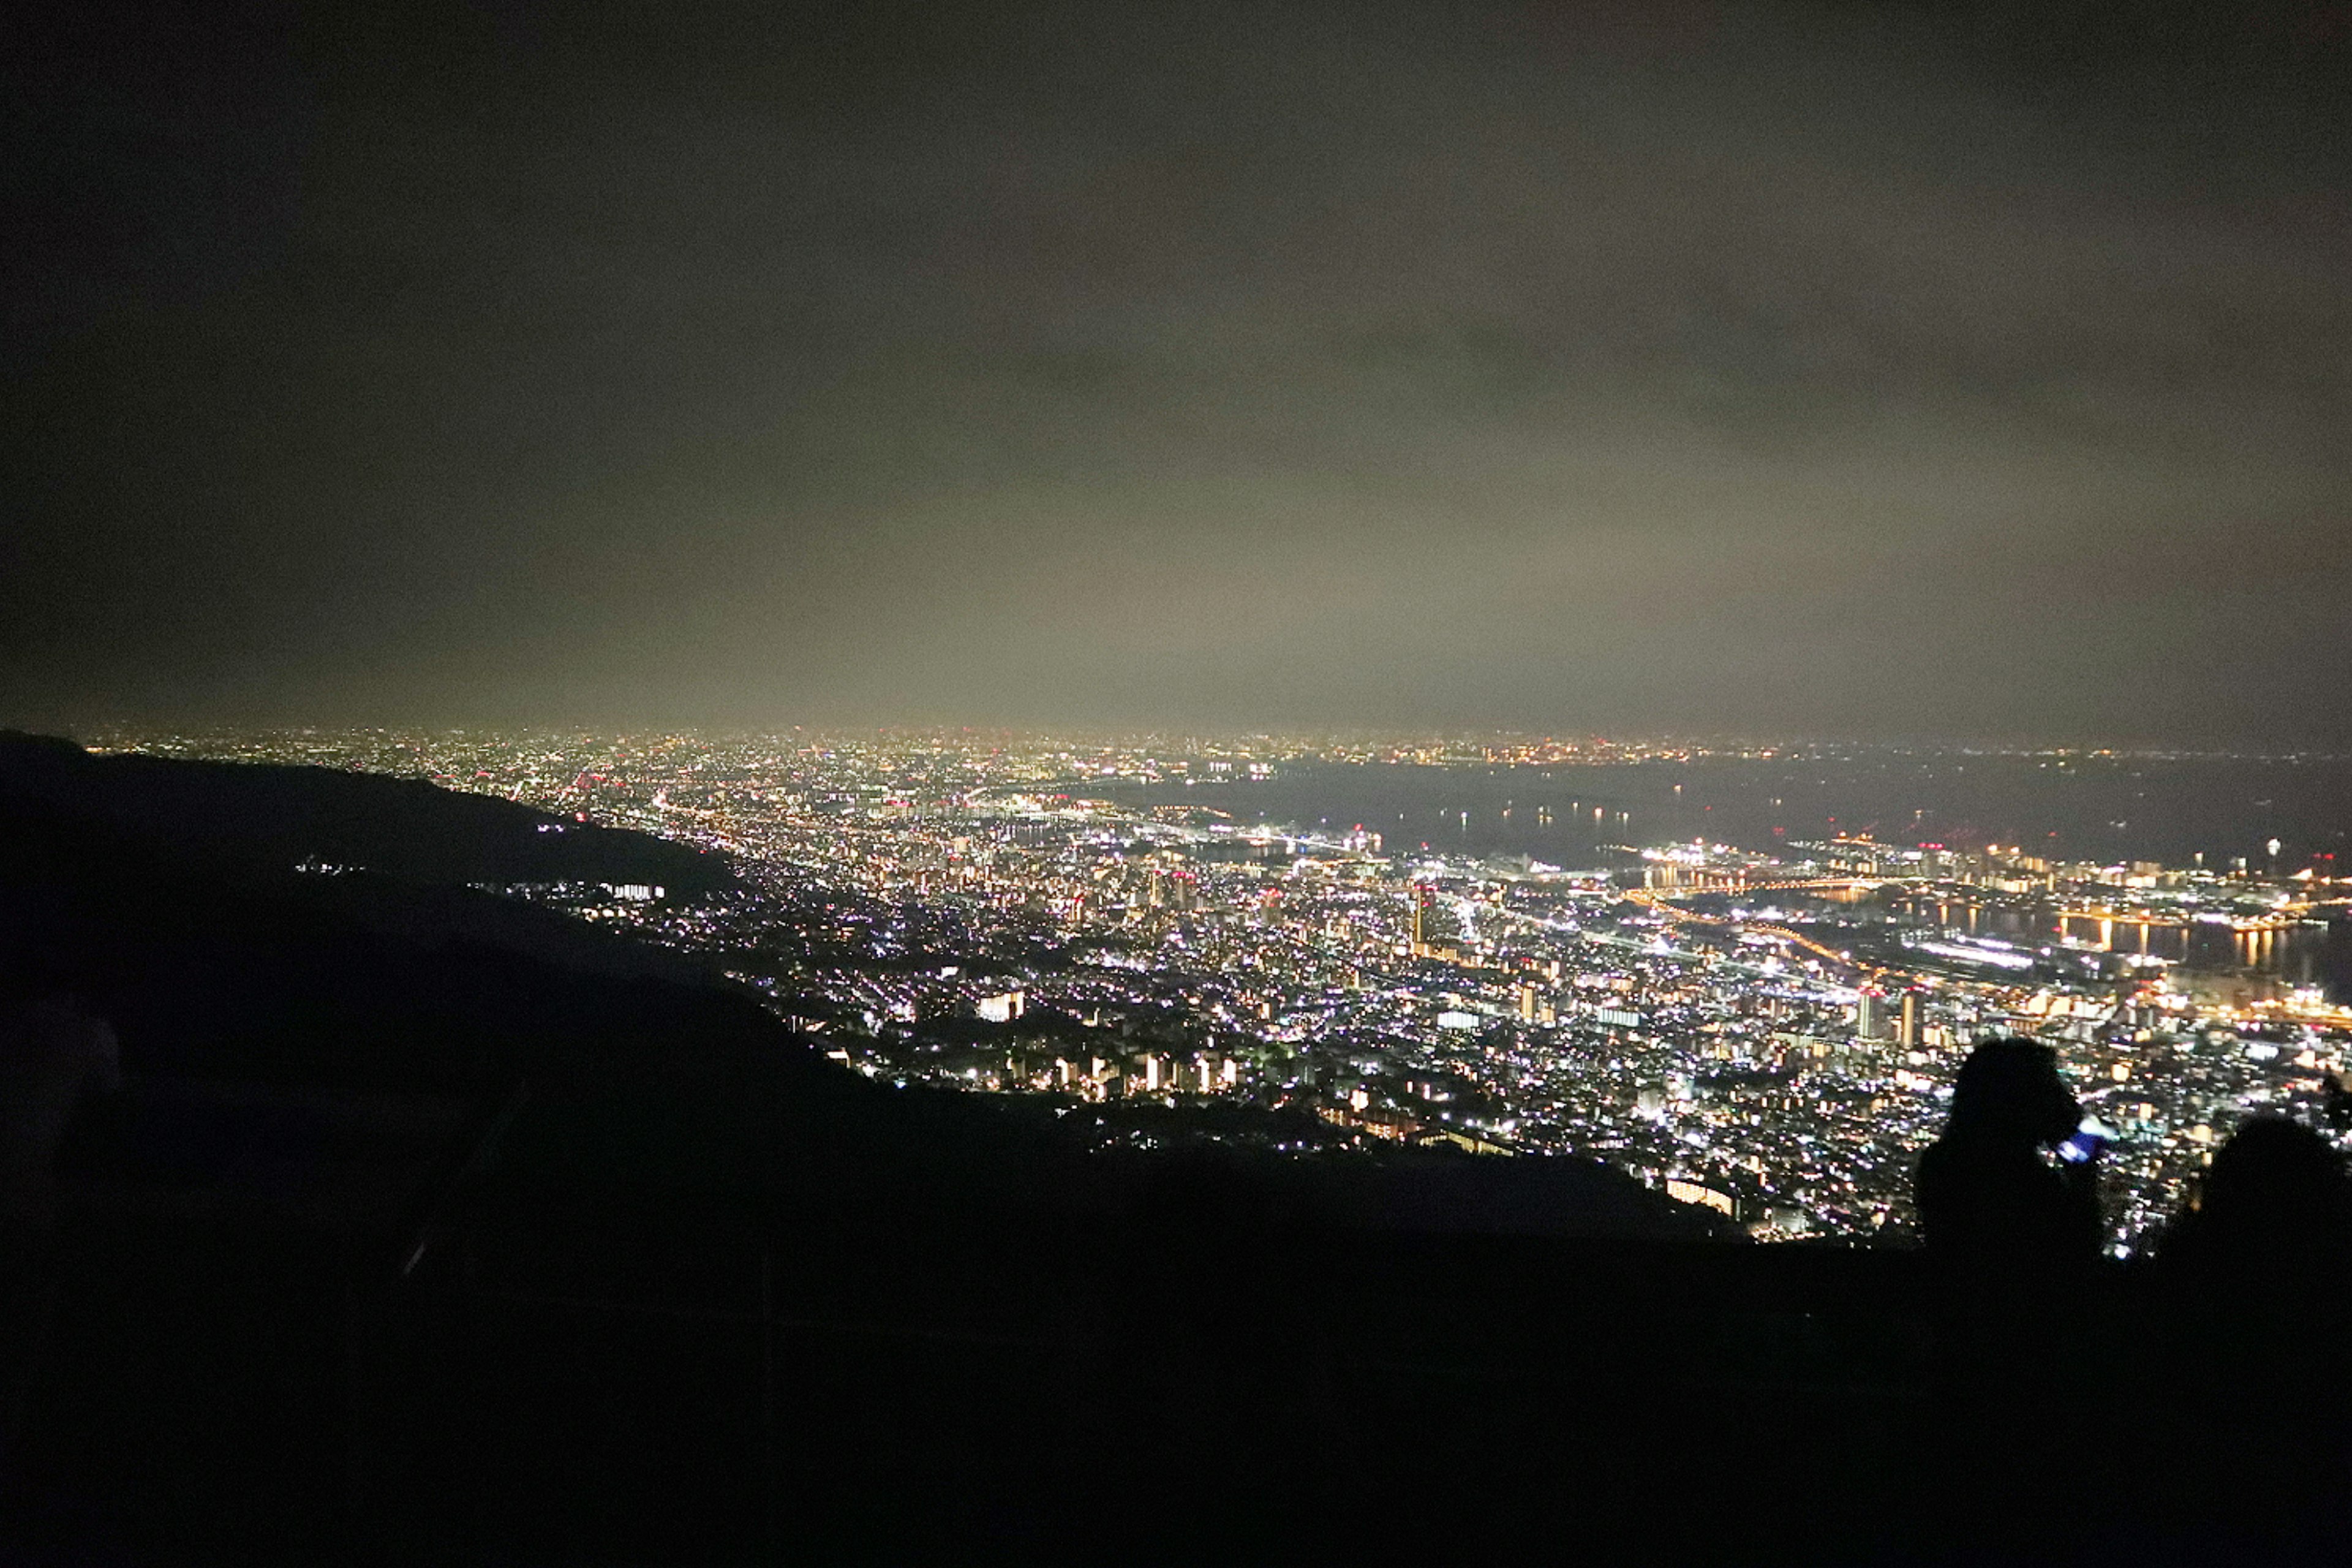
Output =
[{"x1": 0, "y1": 729, "x2": 732, "y2": 895}]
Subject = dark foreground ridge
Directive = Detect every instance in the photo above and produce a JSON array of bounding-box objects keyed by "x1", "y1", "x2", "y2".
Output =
[
  {"x1": 1, "y1": 735, "x2": 2343, "y2": 1564},
  {"x1": 0, "y1": 731, "x2": 734, "y2": 899}
]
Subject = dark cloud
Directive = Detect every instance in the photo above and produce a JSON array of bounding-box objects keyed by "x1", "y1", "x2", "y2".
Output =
[{"x1": 5, "y1": 1, "x2": 2347, "y2": 742}]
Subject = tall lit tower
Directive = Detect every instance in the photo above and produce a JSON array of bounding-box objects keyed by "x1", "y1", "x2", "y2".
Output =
[{"x1": 1855, "y1": 989, "x2": 1890, "y2": 1042}]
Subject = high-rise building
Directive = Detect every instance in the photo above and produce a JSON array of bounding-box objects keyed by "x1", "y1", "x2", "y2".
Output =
[
  {"x1": 1855, "y1": 990, "x2": 1890, "y2": 1041},
  {"x1": 1896, "y1": 991, "x2": 1921, "y2": 1052}
]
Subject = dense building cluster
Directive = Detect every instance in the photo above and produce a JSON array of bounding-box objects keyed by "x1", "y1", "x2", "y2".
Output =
[{"x1": 102, "y1": 727, "x2": 2352, "y2": 1250}]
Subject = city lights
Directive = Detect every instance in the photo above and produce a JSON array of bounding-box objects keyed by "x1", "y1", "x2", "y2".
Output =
[{"x1": 97, "y1": 725, "x2": 2352, "y2": 1251}]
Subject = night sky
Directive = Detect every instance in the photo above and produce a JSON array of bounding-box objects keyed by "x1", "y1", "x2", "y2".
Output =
[{"x1": 7, "y1": 2, "x2": 2347, "y2": 741}]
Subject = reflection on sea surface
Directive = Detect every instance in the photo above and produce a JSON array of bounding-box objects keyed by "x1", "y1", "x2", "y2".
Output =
[
  {"x1": 1896, "y1": 894, "x2": 2327, "y2": 976},
  {"x1": 1097, "y1": 752, "x2": 2352, "y2": 875}
]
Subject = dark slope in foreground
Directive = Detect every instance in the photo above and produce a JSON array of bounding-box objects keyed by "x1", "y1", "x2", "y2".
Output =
[
  {"x1": 0, "y1": 729, "x2": 733, "y2": 894},
  {"x1": 0, "y1": 732, "x2": 1720, "y2": 1237},
  {"x1": 4, "y1": 735, "x2": 2322, "y2": 1564}
]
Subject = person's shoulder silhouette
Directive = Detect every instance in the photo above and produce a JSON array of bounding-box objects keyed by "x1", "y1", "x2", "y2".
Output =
[
  {"x1": 2160, "y1": 1116, "x2": 2352, "y2": 1305},
  {"x1": 2153, "y1": 1117, "x2": 2352, "y2": 1504},
  {"x1": 1917, "y1": 1038, "x2": 2097, "y2": 1275}
]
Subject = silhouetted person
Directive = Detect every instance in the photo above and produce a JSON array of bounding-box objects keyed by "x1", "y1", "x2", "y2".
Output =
[
  {"x1": 2158, "y1": 1116, "x2": 2352, "y2": 1358},
  {"x1": 1917, "y1": 1038, "x2": 2099, "y2": 1278},
  {"x1": 2150, "y1": 1118, "x2": 2352, "y2": 1539},
  {"x1": 2165, "y1": 1115, "x2": 2352, "y2": 1263},
  {"x1": 1912, "y1": 1039, "x2": 2104, "y2": 1547}
]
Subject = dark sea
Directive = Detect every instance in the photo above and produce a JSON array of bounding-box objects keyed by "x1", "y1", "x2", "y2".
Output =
[{"x1": 1098, "y1": 752, "x2": 2352, "y2": 873}]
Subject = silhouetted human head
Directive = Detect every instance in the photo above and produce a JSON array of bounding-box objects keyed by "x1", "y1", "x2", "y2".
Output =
[
  {"x1": 1945, "y1": 1039, "x2": 2078, "y2": 1148},
  {"x1": 2191, "y1": 1117, "x2": 2352, "y2": 1253}
]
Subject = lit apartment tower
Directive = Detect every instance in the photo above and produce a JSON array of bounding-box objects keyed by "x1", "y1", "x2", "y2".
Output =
[
  {"x1": 1411, "y1": 885, "x2": 1434, "y2": 955},
  {"x1": 1855, "y1": 990, "x2": 1890, "y2": 1041},
  {"x1": 1896, "y1": 991, "x2": 1921, "y2": 1052}
]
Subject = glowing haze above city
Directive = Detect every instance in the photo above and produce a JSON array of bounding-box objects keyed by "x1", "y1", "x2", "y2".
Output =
[{"x1": 6, "y1": 2, "x2": 2348, "y2": 746}]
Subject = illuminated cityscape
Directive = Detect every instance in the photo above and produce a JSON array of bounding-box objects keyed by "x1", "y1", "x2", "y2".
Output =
[
  {"x1": 12, "y1": 0, "x2": 2352, "y2": 1553},
  {"x1": 99, "y1": 726, "x2": 2352, "y2": 1252}
]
